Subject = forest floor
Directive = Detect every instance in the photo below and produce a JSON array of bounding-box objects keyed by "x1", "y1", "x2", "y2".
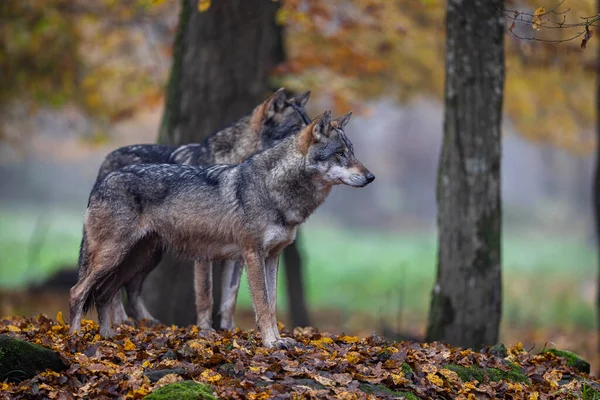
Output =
[{"x1": 0, "y1": 314, "x2": 598, "y2": 399}]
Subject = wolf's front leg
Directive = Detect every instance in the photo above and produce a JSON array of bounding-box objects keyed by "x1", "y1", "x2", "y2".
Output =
[
  {"x1": 245, "y1": 250, "x2": 291, "y2": 348},
  {"x1": 219, "y1": 259, "x2": 243, "y2": 330},
  {"x1": 265, "y1": 251, "x2": 296, "y2": 347},
  {"x1": 194, "y1": 260, "x2": 214, "y2": 331}
]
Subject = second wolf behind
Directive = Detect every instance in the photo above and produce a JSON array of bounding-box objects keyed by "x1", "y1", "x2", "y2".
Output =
[{"x1": 88, "y1": 88, "x2": 311, "y2": 329}]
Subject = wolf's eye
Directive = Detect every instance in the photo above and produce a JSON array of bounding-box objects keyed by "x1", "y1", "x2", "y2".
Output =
[{"x1": 335, "y1": 150, "x2": 345, "y2": 160}]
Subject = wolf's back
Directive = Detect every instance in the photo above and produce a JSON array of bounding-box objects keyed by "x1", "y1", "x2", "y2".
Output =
[{"x1": 96, "y1": 144, "x2": 177, "y2": 182}]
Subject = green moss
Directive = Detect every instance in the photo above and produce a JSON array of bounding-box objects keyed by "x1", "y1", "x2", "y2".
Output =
[
  {"x1": 144, "y1": 381, "x2": 217, "y2": 400},
  {"x1": 358, "y1": 383, "x2": 418, "y2": 399},
  {"x1": 401, "y1": 363, "x2": 414, "y2": 378},
  {"x1": 543, "y1": 349, "x2": 591, "y2": 374},
  {"x1": 444, "y1": 363, "x2": 529, "y2": 384},
  {"x1": 0, "y1": 335, "x2": 67, "y2": 382}
]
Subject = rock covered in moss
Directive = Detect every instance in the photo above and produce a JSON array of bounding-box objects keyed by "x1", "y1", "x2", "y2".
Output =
[
  {"x1": 489, "y1": 343, "x2": 508, "y2": 358},
  {"x1": 0, "y1": 334, "x2": 67, "y2": 382},
  {"x1": 144, "y1": 381, "x2": 217, "y2": 400},
  {"x1": 445, "y1": 362, "x2": 530, "y2": 384},
  {"x1": 543, "y1": 349, "x2": 590, "y2": 374}
]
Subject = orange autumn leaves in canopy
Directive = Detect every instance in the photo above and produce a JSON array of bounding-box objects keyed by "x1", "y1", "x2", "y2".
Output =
[{"x1": 275, "y1": 0, "x2": 596, "y2": 153}]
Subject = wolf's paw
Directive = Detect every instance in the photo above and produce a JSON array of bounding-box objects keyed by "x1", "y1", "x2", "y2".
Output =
[
  {"x1": 197, "y1": 323, "x2": 217, "y2": 336},
  {"x1": 99, "y1": 327, "x2": 115, "y2": 338},
  {"x1": 219, "y1": 319, "x2": 236, "y2": 331},
  {"x1": 112, "y1": 317, "x2": 133, "y2": 326},
  {"x1": 272, "y1": 337, "x2": 298, "y2": 350},
  {"x1": 140, "y1": 317, "x2": 160, "y2": 326}
]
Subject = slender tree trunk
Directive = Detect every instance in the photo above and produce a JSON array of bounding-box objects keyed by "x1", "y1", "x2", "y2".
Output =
[
  {"x1": 143, "y1": 0, "x2": 285, "y2": 325},
  {"x1": 283, "y1": 233, "x2": 310, "y2": 327},
  {"x1": 425, "y1": 0, "x2": 504, "y2": 349},
  {"x1": 595, "y1": 0, "x2": 600, "y2": 356}
]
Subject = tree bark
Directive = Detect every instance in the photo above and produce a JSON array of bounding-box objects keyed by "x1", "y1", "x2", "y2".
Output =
[
  {"x1": 425, "y1": 0, "x2": 504, "y2": 349},
  {"x1": 143, "y1": 0, "x2": 285, "y2": 325},
  {"x1": 283, "y1": 233, "x2": 310, "y2": 327}
]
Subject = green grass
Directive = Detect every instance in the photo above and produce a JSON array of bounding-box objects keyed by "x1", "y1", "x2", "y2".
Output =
[
  {"x1": 0, "y1": 208, "x2": 83, "y2": 287},
  {"x1": 0, "y1": 208, "x2": 596, "y2": 330}
]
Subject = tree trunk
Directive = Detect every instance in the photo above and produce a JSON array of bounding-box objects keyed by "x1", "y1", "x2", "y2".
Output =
[
  {"x1": 283, "y1": 233, "x2": 310, "y2": 327},
  {"x1": 595, "y1": 0, "x2": 600, "y2": 356},
  {"x1": 143, "y1": 0, "x2": 285, "y2": 325},
  {"x1": 425, "y1": 0, "x2": 504, "y2": 349}
]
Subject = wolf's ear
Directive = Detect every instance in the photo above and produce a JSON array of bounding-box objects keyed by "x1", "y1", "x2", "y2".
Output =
[
  {"x1": 290, "y1": 90, "x2": 311, "y2": 107},
  {"x1": 297, "y1": 110, "x2": 332, "y2": 154},
  {"x1": 265, "y1": 87, "x2": 287, "y2": 117},
  {"x1": 250, "y1": 88, "x2": 287, "y2": 133},
  {"x1": 331, "y1": 112, "x2": 352, "y2": 130}
]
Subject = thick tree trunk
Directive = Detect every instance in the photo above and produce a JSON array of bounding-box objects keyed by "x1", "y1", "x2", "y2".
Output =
[
  {"x1": 425, "y1": 0, "x2": 504, "y2": 349},
  {"x1": 143, "y1": 0, "x2": 285, "y2": 325}
]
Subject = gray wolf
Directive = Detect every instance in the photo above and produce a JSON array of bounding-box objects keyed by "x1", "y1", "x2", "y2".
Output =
[
  {"x1": 69, "y1": 110, "x2": 374, "y2": 348},
  {"x1": 87, "y1": 88, "x2": 311, "y2": 329}
]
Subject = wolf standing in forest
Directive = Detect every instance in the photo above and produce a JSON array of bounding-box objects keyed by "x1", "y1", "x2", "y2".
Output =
[
  {"x1": 85, "y1": 88, "x2": 311, "y2": 329},
  {"x1": 70, "y1": 111, "x2": 374, "y2": 348}
]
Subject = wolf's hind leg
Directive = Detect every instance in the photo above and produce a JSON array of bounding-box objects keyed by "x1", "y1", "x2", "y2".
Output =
[
  {"x1": 219, "y1": 259, "x2": 243, "y2": 330},
  {"x1": 97, "y1": 295, "x2": 115, "y2": 337},
  {"x1": 123, "y1": 239, "x2": 162, "y2": 323},
  {"x1": 194, "y1": 260, "x2": 214, "y2": 331},
  {"x1": 69, "y1": 244, "x2": 128, "y2": 334},
  {"x1": 110, "y1": 290, "x2": 130, "y2": 325}
]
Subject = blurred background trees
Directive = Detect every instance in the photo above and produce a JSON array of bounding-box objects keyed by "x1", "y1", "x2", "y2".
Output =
[{"x1": 1, "y1": 0, "x2": 600, "y2": 369}]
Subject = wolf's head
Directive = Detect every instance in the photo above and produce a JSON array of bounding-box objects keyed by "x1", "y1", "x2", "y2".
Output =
[
  {"x1": 252, "y1": 88, "x2": 311, "y2": 149},
  {"x1": 297, "y1": 110, "x2": 375, "y2": 188}
]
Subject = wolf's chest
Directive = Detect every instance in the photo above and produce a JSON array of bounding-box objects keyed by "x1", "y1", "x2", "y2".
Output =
[{"x1": 262, "y1": 225, "x2": 296, "y2": 251}]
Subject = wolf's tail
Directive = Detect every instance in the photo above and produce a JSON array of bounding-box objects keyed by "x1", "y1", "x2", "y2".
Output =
[
  {"x1": 77, "y1": 227, "x2": 89, "y2": 280},
  {"x1": 76, "y1": 227, "x2": 96, "y2": 315}
]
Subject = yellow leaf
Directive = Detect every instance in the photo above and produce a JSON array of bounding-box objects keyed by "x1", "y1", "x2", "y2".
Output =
[
  {"x1": 528, "y1": 392, "x2": 540, "y2": 400},
  {"x1": 532, "y1": 7, "x2": 545, "y2": 31},
  {"x1": 123, "y1": 338, "x2": 136, "y2": 351},
  {"x1": 338, "y1": 335, "x2": 360, "y2": 344},
  {"x1": 422, "y1": 364, "x2": 437, "y2": 374},
  {"x1": 198, "y1": 0, "x2": 210, "y2": 13},
  {"x1": 142, "y1": 360, "x2": 151, "y2": 368},
  {"x1": 427, "y1": 372, "x2": 444, "y2": 387},
  {"x1": 56, "y1": 311, "x2": 65, "y2": 326},
  {"x1": 439, "y1": 368, "x2": 461, "y2": 383},
  {"x1": 310, "y1": 337, "x2": 334, "y2": 348},
  {"x1": 275, "y1": 8, "x2": 290, "y2": 26},
  {"x1": 346, "y1": 351, "x2": 361, "y2": 364},
  {"x1": 390, "y1": 373, "x2": 406, "y2": 385},
  {"x1": 130, "y1": 387, "x2": 150, "y2": 397},
  {"x1": 200, "y1": 369, "x2": 222, "y2": 382},
  {"x1": 7, "y1": 325, "x2": 20, "y2": 332}
]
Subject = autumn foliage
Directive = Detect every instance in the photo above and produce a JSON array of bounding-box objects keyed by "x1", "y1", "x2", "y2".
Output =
[{"x1": 0, "y1": 314, "x2": 597, "y2": 399}]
